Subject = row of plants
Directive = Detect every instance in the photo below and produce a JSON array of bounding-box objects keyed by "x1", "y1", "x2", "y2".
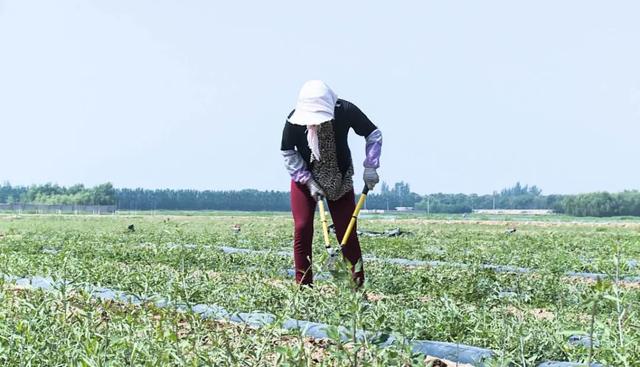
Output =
[
  {"x1": 4, "y1": 214, "x2": 638, "y2": 276},
  {"x1": 2, "y1": 214, "x2": 640, "y2": 364}
]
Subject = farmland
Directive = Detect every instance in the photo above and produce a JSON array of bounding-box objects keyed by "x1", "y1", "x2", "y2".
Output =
[{"x1": 1, "y1": 213, "x2": 640, "y2": 366}]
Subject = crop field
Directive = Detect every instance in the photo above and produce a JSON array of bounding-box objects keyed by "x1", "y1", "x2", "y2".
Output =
[{"x1": 1, "y1": 213, "x2": 640, "y2": 366}]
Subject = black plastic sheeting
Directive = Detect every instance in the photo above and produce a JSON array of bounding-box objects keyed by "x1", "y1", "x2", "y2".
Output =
[
  {"x1": 327, "y1": 224, "x2": 412, "y2": 237},
  {"x1": 216, "y1": 245, "x2": 640, "y2": 284},
  {"x1": 39, "y1": 242, "x2": 640, "y2": 285},
  {"x1": 2, "y1": 273, "x2": 494, "y2": 366},
  {"x1": 2, "y1": 273, "x2": 606, "y2": 366},
  {"x1": 216, "y1": 245, "x2": 613, "y2": 365},
  {"x1": 567, "y1": 335, "x2": 599, "y2": 348},
  {"x1": 537, "y1": 363, "x2": 603, "y2": 367}
]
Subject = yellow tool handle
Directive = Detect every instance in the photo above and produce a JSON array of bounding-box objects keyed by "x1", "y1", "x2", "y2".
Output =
[
  {"x1": 340, "y1": 186, "x2": 369, "y2": 246},
  {"x1": 318, "y1": 200, "x2": 331, "y2": 248}
]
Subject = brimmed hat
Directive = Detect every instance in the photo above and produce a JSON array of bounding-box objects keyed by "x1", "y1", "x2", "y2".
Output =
[{"x1": 288, "y1": 80, "x2": 337, "y2": 126}]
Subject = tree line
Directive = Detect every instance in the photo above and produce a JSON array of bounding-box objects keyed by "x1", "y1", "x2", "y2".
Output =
[
  {"x1": 1, "y1": 181, "x2": 640, "y2": 217},
  {"x1": 415, "y1": 183, "x2": 565, "y2": 213},
  {"x1": 0, "y1": 183, "x2": 116, "y2": 205},
  {"x1": 561, "y1": 191, "x2": 640, "y2": 217},
  {"x1": 117, "y1": 188, "x2": 290, "y2": 211}
]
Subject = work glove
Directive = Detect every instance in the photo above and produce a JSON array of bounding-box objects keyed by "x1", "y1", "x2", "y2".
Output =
[
  {"x1": 306, "y1": 179, "x2": 326, "y2": 202},
  {"x1": 363, "y1": 167, "x2": 379, "y2": 190}
]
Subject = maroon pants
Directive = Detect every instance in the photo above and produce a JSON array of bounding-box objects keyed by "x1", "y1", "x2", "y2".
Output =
[{"x1": 290, "y1": 180, "x2": 364, "y2": 286}]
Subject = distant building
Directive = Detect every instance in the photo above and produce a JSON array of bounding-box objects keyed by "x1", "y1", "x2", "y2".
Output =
[
  {"x1": 361, "y1": 209, "x2": 385, "y2": 214},
  {"x1": 395, "y1": 207, "x2": 414, "y2": 212},
  {"x1": 473, "y1": 209, "x2": 553, "y2": 215}
]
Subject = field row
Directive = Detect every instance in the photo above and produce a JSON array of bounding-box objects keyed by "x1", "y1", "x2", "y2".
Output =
[
  {"x1": 1, "y1": 238, "x2": 637, "y2": 365},
  {"x1": 1, "y1": 214, "x2": 639, "y2": 365},
  {"x1": 2, "y1": 214, "x2": 639, "y2": 277}
]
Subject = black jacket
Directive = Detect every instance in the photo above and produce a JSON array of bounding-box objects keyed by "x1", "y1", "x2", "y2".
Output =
[{"x1": 280, "y1": 99, "x2": 377, "y2": 177}]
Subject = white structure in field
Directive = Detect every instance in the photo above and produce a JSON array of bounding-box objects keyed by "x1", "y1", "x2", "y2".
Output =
[
  {"x1": 0, "y1": 204, "x2": 116, "y2": 214},
  {"x1": 361, "y1": 209, "x2": 385, "y2": 214},
  {"x1": 473, "y1": 209, "x2": 554, "y2": 215},
  {"x1": 395, "y1": 207, "x2": 414, "y2": 212}
]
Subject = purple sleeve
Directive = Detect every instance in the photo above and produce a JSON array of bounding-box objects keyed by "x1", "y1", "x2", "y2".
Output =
[
  {"x1": 292, "y1": 168, "x2": 311, "y2": 184},
  {"x1": 282, "y1": 150, "x2": 311, "y2": 184},
  {"x1": 363, "y1": 129, "x2": 382, "y2": 168}
]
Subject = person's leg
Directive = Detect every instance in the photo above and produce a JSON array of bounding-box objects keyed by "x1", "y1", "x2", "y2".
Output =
[
  {"x1": 290, "y1": 180, "x2": 316, "y2": 285},
  {"x1": 327, "y1": 189, "x2": 365, "y2": 287}
]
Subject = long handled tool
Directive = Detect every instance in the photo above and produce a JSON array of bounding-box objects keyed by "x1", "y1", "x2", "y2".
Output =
[{"x1": 318, "y1": 185, "x2": 370, "y2": 270}]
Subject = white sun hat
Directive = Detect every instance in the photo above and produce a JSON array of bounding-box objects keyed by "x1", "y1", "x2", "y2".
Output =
[{"x1": 288, "y1": 80, "x2": 338, "y2": 126}]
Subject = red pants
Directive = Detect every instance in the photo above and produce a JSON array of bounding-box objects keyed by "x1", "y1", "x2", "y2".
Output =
[{"x1": 290, "y1": 180, "x2": 364, "y2": 286}]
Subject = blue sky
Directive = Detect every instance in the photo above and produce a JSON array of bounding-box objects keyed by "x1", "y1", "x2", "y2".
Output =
[{"x1": 1, "y1": 1, "x2": 638, "y2": 194}]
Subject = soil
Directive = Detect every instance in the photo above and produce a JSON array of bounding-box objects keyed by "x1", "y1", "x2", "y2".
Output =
[
  {"x1": 564, "y1": 275, "x2": 640, "y2": 289},
  {"x1": 506, "y1": 306, "x2": 555, "y2": 321}
]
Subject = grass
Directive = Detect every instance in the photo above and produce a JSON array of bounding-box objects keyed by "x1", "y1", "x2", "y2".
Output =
[{"x1": 1, "y1": 212, "x2": 640, "y2": 365}]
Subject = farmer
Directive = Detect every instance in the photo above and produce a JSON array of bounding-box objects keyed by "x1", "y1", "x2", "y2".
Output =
[{"x1": 281, "y1": 80, "x2": 382, "y2": 287}]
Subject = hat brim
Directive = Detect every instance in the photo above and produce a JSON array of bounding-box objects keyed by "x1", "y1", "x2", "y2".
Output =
[{"x1": 288, "y1": 109, "x2": 333, "y2": 126}]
